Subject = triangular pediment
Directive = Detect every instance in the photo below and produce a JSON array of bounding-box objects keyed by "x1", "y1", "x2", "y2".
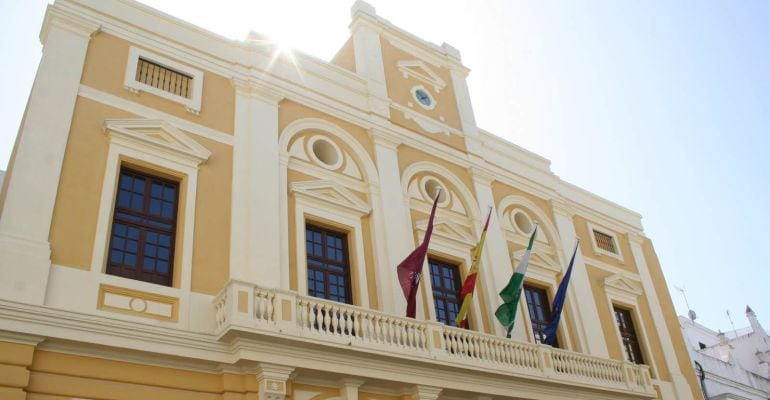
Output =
[
  {"x1": 290, "y1": 180, "x2": 371, "y2": 216},
  {"x1": 415, "y1": 217, "x2": 475, "y2": 247},
  {"x1": 604, "y1": 274, "x2": 643, "y2": 297},
  {"x1": 396, "y1": 60, "x2": 446, "y2": 92},
  {"x1": 103, "y1": 119, "x2": 211, "y2": 164},
  {"x1": 511, "y1": 250, "x2": 560, "y2": 273}
]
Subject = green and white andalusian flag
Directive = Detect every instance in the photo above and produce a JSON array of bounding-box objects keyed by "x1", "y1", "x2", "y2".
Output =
[{"x1": 495, "y1": 224, "x2": 538, "y2": 338}]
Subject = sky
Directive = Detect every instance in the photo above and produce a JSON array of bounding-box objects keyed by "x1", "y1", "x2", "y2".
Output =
[{"x1": 0, "y1": 0, "x2": 768, "y2": 332}]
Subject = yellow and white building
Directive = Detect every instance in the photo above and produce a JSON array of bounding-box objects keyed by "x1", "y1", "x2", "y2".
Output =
[{"x1": 0, "y1": 1, "x2": 702, "y2": 399}]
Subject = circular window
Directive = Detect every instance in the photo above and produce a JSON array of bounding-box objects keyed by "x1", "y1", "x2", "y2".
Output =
[
  {"x1": 411, "y1": 86, "x2": 436, "y2": 110},
  {"x1": 422, "y1": 177, "x2": 448, "y2": 205},
  {"x1": 512, "y1": 210, "x2": 533, "y2": 234},
  {"x1": 308, "y1": 136, "x2": 343, "y2": 170}
]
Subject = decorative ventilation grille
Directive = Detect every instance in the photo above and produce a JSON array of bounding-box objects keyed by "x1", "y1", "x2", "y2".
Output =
[
  {"x1": 135, "y1": 58, "x2": 193, "y2": 99},
  {"x1": 593, "y1": 230, "x2": 617, "y2": 254}
]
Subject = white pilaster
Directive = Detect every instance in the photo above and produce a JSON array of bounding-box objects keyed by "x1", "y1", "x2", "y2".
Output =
[
  {"x1": 350, "y1": 2, "x2": 390, "y2": 118},
  {"x1": 372, "y1": 134, "x2": 412, "y2": 315},
  {"x1": 0, "y1": 12, "x2": 98, "y2": 305},
  {"x1": 255, "y1": 363, "x2": 295, "y2": 400},
  {"x1": 443, "y1": 43, "x2": 481, "y2": 155},
  {"x1": 230, "y1": 81, "x2": 283, "y2": 287},
  {"x1": 629, "y1": 234, "x2": 694, "y2": 400},
  {"x1": 551, "y1": 202, "x2": 609, "y2": 357},
  {"x1": 469, "y1": 170, "x2": 514, "y2": 337}
]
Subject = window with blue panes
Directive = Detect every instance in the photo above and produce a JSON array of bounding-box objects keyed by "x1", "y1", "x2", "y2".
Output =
[
  {"x1": 107, "y1": 167, "x2": 178, "y2": 286},
  {"x1": 305, "y1": 224, "x2": 352, "y2": 304},
  {"x1": 428, "y1": 258, "x2": 462, "y2": 327}
]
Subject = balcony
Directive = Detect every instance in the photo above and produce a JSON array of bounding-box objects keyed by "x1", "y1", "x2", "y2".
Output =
[{"x1": 214, "y1": 280, "x2": 656, "y2": 398}]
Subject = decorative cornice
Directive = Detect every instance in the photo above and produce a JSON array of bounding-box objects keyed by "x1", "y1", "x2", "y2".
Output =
[
  {"x1": 232, "y1": 78, "x2": 285, "y2": 105},
  {"x1": 40, "y1": 5, "x2": 101, "y2": 44}
]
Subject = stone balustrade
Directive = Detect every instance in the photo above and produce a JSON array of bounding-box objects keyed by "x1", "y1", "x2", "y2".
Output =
[{"x1": 214, "y1": 280, "x2": 655, "y2": 396}]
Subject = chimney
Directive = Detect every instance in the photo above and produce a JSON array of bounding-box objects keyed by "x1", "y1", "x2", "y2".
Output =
[{"x1": 746, "y1": 305, "x2": 764, "y2": 335}]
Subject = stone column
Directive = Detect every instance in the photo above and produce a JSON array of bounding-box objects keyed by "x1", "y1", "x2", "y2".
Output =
[
  {"x1": 469, "y1": 169, "x2": 514, "y2": 337},
  {"x1": 372, "y1": 134, "x2": 413, "y2": 315},
  {"x1": 230, "y1": 80, "x2": 283, "y2": 287},
  {"x1": 255, "y1": 363, "x2": 295, "y2": 400},
  {"x1": 629, "y1": 234, "x2": 693, "y2": 400},
  {"x1": 550, "y1": 201, "x2": 609, "y2": 357},
  {"x1": 0, "y1": 11, "x2": 98, "y2": 305}
]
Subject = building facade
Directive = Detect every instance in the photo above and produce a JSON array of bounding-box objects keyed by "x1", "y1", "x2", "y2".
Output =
[
  {"x1": 680, "y1": 307, "x2": 770, "y2": 400},
  {"x1": 0, "y1": 1, "x2": 702, "y2": 399}
]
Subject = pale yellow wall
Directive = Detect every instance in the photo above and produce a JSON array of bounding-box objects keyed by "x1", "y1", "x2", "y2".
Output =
[
  {"x1": 190, "y1": 136, "x2": 232, "y2": 295},
  {"x1": 279, "y1": 100, "x2": 375, "y2": 162},
  {"x1": 573, "y1": 215, "x2": 639, "y2": 273},
  {"x1": 330, "y1": 38, "x2": 356, "y2": 73},
  {"x1": 81, "y1": 32, "x2": 235, "y2": 134},
  {"x1": 49, "y1": 97, "x2": 130, "y2": 269},
  {"x1": 380, "y1": 38, "x2": 466, "y2": 152},
  {"x1": 361, "y1": 215, "x2": 380, "y2": 310},
  {"x1": 48, "y1": 97, "x2": 231, "y2": 295},
  {"x1": 397, "y1": 146, "x2": 474, "y2": 193},
  {"x1": 642, "y1": 238, "x2": 704, "y2": 400},
  {"x1": 0, "y1": 341, "x2": 35, "y2": 400},
  {"x1": 585, "y1": 264, "x2": 670, "y2": 381},
  {"x1": 25, "y1": 350, "x2": 262, "y2": 400}
]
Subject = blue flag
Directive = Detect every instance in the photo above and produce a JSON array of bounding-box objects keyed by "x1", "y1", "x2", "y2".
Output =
[{"x1": 543, "y1": 240, "x2": 579, "y2": 346}]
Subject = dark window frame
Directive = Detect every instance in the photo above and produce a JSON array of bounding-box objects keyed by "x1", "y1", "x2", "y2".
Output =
[
  {"x1": 305, "y1": 223, "x2": 353, "y2": 305},
  {"x1": 107, "y1": 167, "x2": 179, "y2": 286},
  {"x1": 428, "y1": 258, "x2": 464, "y2": 328},
  {"x1": 613, "y1": 305, "x2": 646, "y2": 364},
  {"x1": 523, "y1": 284, "x2": 559, "y2": 347}
]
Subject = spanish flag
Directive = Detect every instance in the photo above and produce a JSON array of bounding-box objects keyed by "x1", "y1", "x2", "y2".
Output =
[{"x1": 455, "y1": 207, "x2": 492, "y2": 328}]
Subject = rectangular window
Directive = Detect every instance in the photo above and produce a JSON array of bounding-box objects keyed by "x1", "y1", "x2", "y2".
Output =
[
  {"x1": 524, "y1": 284, "x2": 558, "y2": 347},
  {"x1": 305, "y1": 224, "x2": 352, "y2": 304},
  {"x1": 429, "y1": 259, "x2": 463, "y2": 327},
  {"x1": 135, "y1": 57, "x2": 193, "y2": 99},
  {"x1": 614, "y1": 306, "x2": 645, "y2": 364},
  {"x1": 593, "y1": 230, "x2": 618, "y2": 254},
  {"x1": 107, "y1": 168, "x2": 178, "y2": 286}
]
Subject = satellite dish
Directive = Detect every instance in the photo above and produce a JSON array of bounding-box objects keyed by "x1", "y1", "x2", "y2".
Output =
[{"x1": 688, "y1": 309, "x2": 697, "y2": 321}]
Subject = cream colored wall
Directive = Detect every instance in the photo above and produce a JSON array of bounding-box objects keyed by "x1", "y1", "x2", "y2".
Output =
[
  {"x1": 24, "y1": 350, "x2": 261, "y2": 400},
  {"x1": 380, "y1": 39, "x2": 466, "y2": 152},
  {"x1": 48, "y1": 97, "x2": 232, "y2": 295},
  {"x1": 330, "y1": 38, "x2": 357, "y2": 73},
  {"x1": 279, "y1": 100, "x2": 375, "y2": 161},
  {"x1": 642, "y1": 238, "x2": 705, "y2": 400},
  {"x1": 0, "y1": 341, "x2": 35, "y2": 400},
  {"x1": 81, "y1": 32, "x2": 235, "y2": 135},
  {"x1": 190, "y1": 136, "x2": 232, "y2": 295},
  {"x1": 49, "y1": 97, "x2": 128, "y2": 269},
  {"x1": 573, "y1": 215, "x2": 639, "y2": 273},
  {"x1": 585, "y1": 264, "x2": 670, "y2": 382}
]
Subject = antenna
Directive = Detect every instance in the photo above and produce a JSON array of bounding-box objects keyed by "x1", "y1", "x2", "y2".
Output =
[
  {"x1": 674, "y1": 285, "x2": 697, "y2": 321},
  {"x1": 726, "y1": 309, "x2": 737, "y2": 337}
]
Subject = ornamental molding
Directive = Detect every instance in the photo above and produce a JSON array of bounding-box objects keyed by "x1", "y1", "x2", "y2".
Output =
[
  {"x1": 392, "y1": 103, "x2": 463, "y2": 137},
  {"x1": 103, "y1": 119, "x2": 211, "y2": 166},
  {"x1": 290, "y1": 180, "x2": 371, "y2": 216},
  {"x1": 415, "y1": 217, "x2": 476, "y2": 248},
  {"x1": 603, "y1": 274, "x2": 643, "y2": 299},
  {"x1": 396, "y1": 60, "x2": 446, "y2": 93}
]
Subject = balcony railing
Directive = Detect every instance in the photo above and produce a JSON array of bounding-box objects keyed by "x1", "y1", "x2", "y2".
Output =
[{"x1": 214, "y1": 280, "x2": 655, "y2": 396}]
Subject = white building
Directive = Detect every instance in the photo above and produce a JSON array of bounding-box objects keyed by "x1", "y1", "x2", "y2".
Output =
[{"x1": 679, "y1": 307, "x2": 770, "y2": 400}]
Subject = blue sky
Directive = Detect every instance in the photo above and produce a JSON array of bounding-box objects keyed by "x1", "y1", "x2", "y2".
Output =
[{"x1": 1, "y1": 0, "x2": 767, "y2": 332}]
